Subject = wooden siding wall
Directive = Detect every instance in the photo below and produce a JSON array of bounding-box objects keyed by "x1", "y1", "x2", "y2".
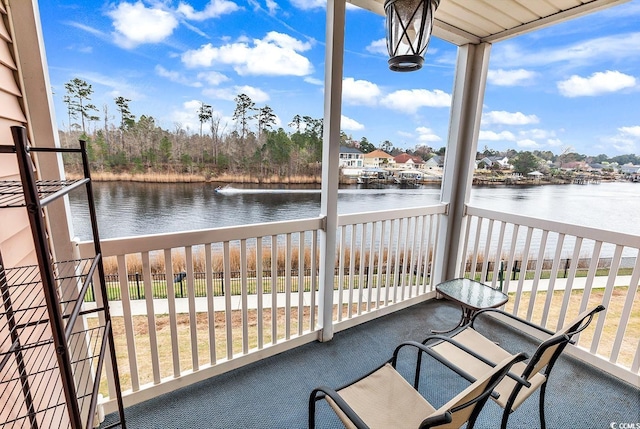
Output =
[{"x1": 0, "y1": 2, "x2": 33, "y2": 268}]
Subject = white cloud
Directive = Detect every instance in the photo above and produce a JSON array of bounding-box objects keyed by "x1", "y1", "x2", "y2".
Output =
[
  {"x1": 75, "y1": 71, "x2": 144, "y2": 101},
  {"x1": 557, "y1": 70, "x2": 637, "y2": 97},
  {"x1": 517, "y1": 139, "x2": 540, "y2": 149},
  {"x1": 479, "y1": 130, "x2": 516, "y2": 141},
  {"x1": 67, "y1": 21, "x2": 106, "y2": 38},
  {"x1": 181, "y1": 31, "x2": 313, "y2": 76},
  {"x1": 601, "y1": 125, "x2": 640, "y2": 153},
  {"x1": 197, "y1": 71, "x2": 230, "y2": 86},
  {"x1": 170, "y1": 99, "x2": 205, "y2": 131},
  {"x1": 177, "y1": 0, "x2": 240, "y2": 21},
  {"x1": 342, "y1": 78, "x2": 381, "y2": 106},
  {"x1": 289, "y1": 0, "x2": 325, "y2": 9},
  {"x1": 156, "y1": 65, "x2": 202, "y2": 87},
  {"x1": 381, "y1": 89, "x2": 451, "y2": 113},
  {"x1": 519, "y1": 129, "x2": 555, "y2": 140},
  {"x1": 482, "y1": 111, "x2": 539, "y2": 125},
  {"x1": 341, "y1": 115, "x2": 364, "y2": 131},
  {"x1": 265, "y1": 0, "x2": 279, "y2": 14},
  {"x1": 620, "y1": 126, "x2": 640, "y2": 137},
  {"x1": 107, "y1": 2, "x2": 178, "y2": 49},
  {"x1": 203, "y1": 85, "x2": 270, "y2": 103},
  {"x1": 366, "y1": 38, "x2": 387, "y2": 56},
  {"x1": 304, "y1": 77, "x2": 323, "y2": 86},
  {"x1": 492, "y1": 32, "x2": 640, "y2": 68},
  {"x1": 487, "y1": 69, "x2": 537, "y2": 86},
  {"x1": 415, "y1": 127, "x2": 441, "y2": 142},
  {"x1": 547, "y1": 138, "x2": 563, "y2": 147}
]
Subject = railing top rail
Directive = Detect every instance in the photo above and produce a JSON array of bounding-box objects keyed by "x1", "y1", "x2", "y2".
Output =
[
  {"x1": 77, "y1": 216, "x2": 324, "y2": 256},
  {"x1": 466, "y1": 205, "x2": 640, "y2": 248},
  {"x1": 338, "y1": 204, "x2": 447, "y2": 226}
]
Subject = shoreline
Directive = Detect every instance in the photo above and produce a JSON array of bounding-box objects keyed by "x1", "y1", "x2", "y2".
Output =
[{"x1": 65, "y1": 170, "x2": 622, "y2": 187}]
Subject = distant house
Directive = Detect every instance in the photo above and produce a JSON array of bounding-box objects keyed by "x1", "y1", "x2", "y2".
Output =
[
  {"x1": 620, "y1": 164, "x2": 640, "y2": 175},
  {"x1": 339, "y1": 146, "x2": 364, "y2": 168},
  {"x1": 478, "y1": 156, "x2": 510, "y2": 169},
  {"x1": 394, "y1": 153, "x2": 424, "y2": 170},
  {"x1": 425, "y1": 155, "x2": 443, "y2": 169},
  {"x1": 363, "y1": 150, "x2": 395, "y2": 168},
  {"x1": 560, "y1": 161, "x2": 590, "y2": 171}
]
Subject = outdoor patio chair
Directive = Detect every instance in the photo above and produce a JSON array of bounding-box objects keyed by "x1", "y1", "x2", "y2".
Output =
[
  {"x1": 309, "y1": 338, "x2": 528, "y2": 428},
  {"x1": 424, "y1": 304, "x2": 605, "y2": 429}
]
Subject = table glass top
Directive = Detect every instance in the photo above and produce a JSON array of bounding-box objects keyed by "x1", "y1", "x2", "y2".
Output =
[{"x1": 436, "y1": 278, "x2": 508, "y2": 310}]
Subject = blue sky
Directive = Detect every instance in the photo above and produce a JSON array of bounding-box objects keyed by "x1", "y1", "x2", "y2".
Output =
[{"x1": 39, "y1": 0, "x2": 640, "y2": 156}]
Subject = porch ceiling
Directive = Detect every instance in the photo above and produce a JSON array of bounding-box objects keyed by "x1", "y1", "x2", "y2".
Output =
[{"x1": 348, "y1": 0, "x2": 630, "y2": 45}]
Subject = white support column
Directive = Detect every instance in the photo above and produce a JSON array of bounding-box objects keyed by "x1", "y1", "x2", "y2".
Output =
[
  {"x1": 318, "y1": 0, "x2": 346, "y2": 342},
  {"x1": 433, "y1": 43, "x2": 491, "y2": 285}
]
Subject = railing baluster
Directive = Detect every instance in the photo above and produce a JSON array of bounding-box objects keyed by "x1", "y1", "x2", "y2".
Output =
[
  {"x1": 185, "y1": 246, "x2": 198, "y2": 370},
  {"x1": 459, "y1": 215, "x2": 472, "y2": 277},
  {"x1": 541, "y1": 233, "x2": 565, "y2": 327},
  {"x1": 164, "y1": 248, "x2": 180, "y2": 377},
  {"x1": 337, "y1": 225, "x2": 346, "y2": 321},
  {"x1": 374, "y1": 220, "x2": 385, "y2": 306},
  {"x1": 610, "y1": 249, "x2": 639, "y2": 364},
  {"x1": 205, "y1": 243, "x2": 216, "y2": 364},
  {"x1": 240, "y1": 239, "x2": 248, "y2": 354},
  {"x1": 297, "y1": 232, "x2": 304, "y2": 336},
  {"x1": 526, "y1": 229, "x2": 549, "y2": 323},
  {"x1": 357, "y1": 223, "x2": 366, "y2": 314},
  {"x1": 366, "y1": 222, "x2": 376, "y2": 308},
  {"x1": 223, "y1": 242, "x2": 233, "y2": 359},
  {"x1": 557, "y1": 237, "x2": 583, "y2": 331},
  {"x1": 513, "y1": 226, "x2": 533, "y2": 317},
  {"x1": 590, "y1": 245, "x2": 623, "y2": 354},
  {"x1": 491, "y1": 221, "x2": 506, "y2": 290},
  {"x1": 117, "y1": 254, "x2": 139, "y2": 391},
  {"x1": 285, "y1": 233, "x2": 292, "y2": 340},
  {"x1": 256, "y1": 238, "x2": 264, "y2": 349},
  {"x1": 480, "y1": 218, "x2": 494, "y2": 283},
  {"x1": 309, "y1": 231, "x2": 317, "y2": 331},
  {"x1": 141, "y1": 251, "x2": 160, "y2": 384},
  {"x1": 348, "y1": 225, "x2": 356, "y2": 317},
  {"x1": 383, "y1": 220, "x2": 392, "y2": 305},
  {"x1": 270, "y1": 235, "x2": 277, "y2": 345}
]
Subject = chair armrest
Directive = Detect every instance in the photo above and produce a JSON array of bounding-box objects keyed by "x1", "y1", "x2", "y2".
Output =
[
  {"x1": 470, "y1": 307, "x2": 556, "y2": 336},
  {"x1": 310, "y1": 386, "x2": 369, "y2": 429},
  {"x1": 419, "y1": 412, "x2": 453, "y2": 429}
]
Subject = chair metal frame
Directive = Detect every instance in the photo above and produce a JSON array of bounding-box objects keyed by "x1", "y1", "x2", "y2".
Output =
[
  {"x1": 309, "y1": 337, "x2": 528, "y2": 429},
  {"x1": 424, "y1": 304, "x2": 605, "y2": 429}
]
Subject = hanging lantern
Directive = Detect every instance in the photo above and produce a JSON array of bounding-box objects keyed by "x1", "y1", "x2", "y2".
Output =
[{"x1": 385, "y1": 0, "x2": 440, "y2": 72}]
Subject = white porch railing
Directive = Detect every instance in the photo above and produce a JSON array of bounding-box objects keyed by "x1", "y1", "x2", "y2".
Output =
[
  {"x1": 463, "y1": 205, "x2": 640, "y2": 385},
  {"x1": 77, "y1": 205, "x2": 446, "y2": 412},
  {"x1": 78, "y1": 202, "x2": 638, "y2": 413}
]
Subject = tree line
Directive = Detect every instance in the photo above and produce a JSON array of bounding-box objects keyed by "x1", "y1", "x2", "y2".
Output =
[
  {"x1": 60, "y1": 78, "x2": 639, "y2": 179},
  {"x1": 61, "y1": 78, "x2": 324, "y2": 179}
]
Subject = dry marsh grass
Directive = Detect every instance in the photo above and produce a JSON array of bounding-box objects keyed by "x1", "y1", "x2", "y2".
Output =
[
  {"x1": 102, "y1": 246, "x2": 416, "y2": 275},
  {"x1": 67, "y1": 171, "x2": 321, "y2": 184}
]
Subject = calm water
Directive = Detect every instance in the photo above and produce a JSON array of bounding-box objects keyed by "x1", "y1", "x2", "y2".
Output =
[{"x1": 69, "y1": 181, "x2": 640, "y2": 240}]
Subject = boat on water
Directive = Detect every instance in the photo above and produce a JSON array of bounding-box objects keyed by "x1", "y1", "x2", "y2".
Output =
[
  {"x1": 356, "y1": 167, "x2": 390, "y2": 186},
  {"x1": 394, "y1": 170, "x2": 423, "y2": 187}
]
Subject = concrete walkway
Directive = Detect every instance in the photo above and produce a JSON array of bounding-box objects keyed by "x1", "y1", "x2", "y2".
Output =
[{"x1": 93, "y1": 275, "x2": 633, "y2": 317}]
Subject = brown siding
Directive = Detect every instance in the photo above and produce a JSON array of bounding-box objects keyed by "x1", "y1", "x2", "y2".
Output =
[{"x1": 0, "y1": 3, "x2": 32, "y2": 267}]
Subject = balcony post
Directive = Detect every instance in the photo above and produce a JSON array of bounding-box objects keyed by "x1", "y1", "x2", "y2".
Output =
[
  {"x1": 318, "y1": 0, "x2": 346, "y2": 342},
  {"x1": 434, "y1": 43, "x2": 491, "y2": 284}
]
